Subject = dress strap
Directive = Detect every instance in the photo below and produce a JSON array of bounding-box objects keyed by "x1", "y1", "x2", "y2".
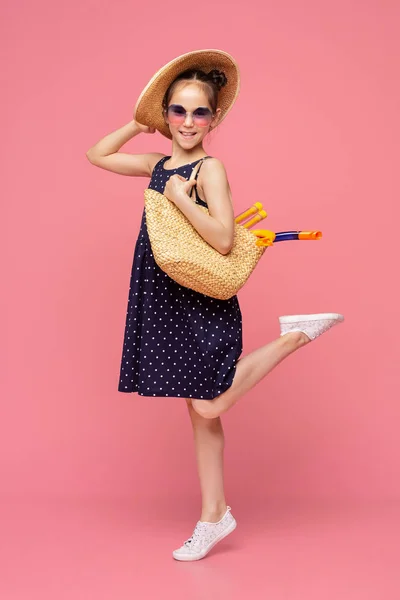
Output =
[{"x1": 193, "y1": 156, "x2": 211, "y2": 180}]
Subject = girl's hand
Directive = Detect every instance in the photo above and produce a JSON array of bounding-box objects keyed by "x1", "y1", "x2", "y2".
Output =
[
  {"x1": 133, "y1": 119, "x2": 156, "y2": 134},
  {"x1": 164, "y1": 174, "x2": 197, "y2": 204}
]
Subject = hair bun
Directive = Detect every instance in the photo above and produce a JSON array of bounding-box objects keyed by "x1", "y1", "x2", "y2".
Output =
[{"x1": 207, "y1": 69, "x2": 228, "y2": 91}]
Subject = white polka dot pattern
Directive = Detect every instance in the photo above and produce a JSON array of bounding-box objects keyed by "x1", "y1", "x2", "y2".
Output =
[{"x1": 118, "y1": 156, "x2": 243, "y2": 400}]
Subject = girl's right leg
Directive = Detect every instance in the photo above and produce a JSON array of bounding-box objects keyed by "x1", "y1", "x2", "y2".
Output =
[
  {"x1": 171, "y1": 400, "x2": 237, "y2": 561},
  {"x1": 185, "y1": 398, "x2": 227, "y2": 523}
]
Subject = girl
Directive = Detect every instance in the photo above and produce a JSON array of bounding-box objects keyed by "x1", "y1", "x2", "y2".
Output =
[{"x1": 86, "y1": 50, "x2": 344, "y2": 562}]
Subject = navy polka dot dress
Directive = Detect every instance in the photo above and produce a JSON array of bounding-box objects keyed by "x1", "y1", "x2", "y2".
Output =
[{"x1": 118, "y1": 155, "x2": 243, "y2": 400}]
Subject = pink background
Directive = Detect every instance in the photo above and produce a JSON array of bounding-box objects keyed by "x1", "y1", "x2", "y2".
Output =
[{"x1": 2, "y1": 0, "x2": 399, "y2": 597}]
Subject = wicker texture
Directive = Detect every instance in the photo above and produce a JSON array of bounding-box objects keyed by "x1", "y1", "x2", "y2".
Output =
[
  {"x1": 134, "y1": 49, "x2": 240, "y2": 140},
  {"x1": 144, "y1": 188, "x2": 266, "y2": 300}
]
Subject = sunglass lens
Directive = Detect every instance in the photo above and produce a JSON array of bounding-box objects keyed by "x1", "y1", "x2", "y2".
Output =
[
  {"x1": 193, "y1": 108, "x2": 212, "y2": 126},
  {"x1": 167, "y1": 106, "x2": 185, "y2": 124}
]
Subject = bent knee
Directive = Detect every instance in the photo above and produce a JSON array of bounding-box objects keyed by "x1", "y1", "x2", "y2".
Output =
[{"x1": 192, "y1": 399, "x2": 219, "y2": 419}]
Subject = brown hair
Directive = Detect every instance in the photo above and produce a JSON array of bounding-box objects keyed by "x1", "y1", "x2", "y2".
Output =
[{"x1": 162, "y1": 69, "x2": 228, "y2": 115}]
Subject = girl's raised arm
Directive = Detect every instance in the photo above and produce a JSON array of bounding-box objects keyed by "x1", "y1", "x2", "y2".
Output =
[{"x1": 86, "y1": 119, "x2": 165, "y2": 177}]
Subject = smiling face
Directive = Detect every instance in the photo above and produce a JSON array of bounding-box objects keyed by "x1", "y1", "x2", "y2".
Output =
[{"x1": 163, "y1": 82, "x2": 221, "y2": 147}]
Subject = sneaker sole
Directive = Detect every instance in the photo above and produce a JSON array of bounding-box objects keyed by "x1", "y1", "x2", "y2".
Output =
[
  {"x1": 279, "y1": 313, "x2": 344, "y2": 323},
  {"x1": 172, "y1": 518, "x2": 237, "y2": 561}
]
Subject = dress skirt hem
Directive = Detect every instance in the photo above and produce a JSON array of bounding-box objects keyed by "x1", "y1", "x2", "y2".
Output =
[{"x1": 117, "y1": 362, "x2": 239, "y2": 400}]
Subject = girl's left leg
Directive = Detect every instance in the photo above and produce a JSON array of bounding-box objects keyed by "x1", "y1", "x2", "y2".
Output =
[
  {"x1": 192, "y1": 311, "x2": 344, "y2": 419},
  {"x1": 192, "y1": 331, "x2": 308, "y2": 419}
]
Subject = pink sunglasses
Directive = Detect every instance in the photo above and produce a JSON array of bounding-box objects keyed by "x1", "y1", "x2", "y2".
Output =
[{"x1": 166, "y1": 104, "x2": 214, "y2": 127}]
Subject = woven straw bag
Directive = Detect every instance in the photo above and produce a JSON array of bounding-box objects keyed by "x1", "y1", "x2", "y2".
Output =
[{"x1": 144, "y1": 157, "x2": 270, "y2": 300}]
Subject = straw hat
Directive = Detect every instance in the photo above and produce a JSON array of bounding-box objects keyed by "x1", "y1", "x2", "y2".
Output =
[{"x1": 133, "y1": 49, "x2": 240, "y2": 140}]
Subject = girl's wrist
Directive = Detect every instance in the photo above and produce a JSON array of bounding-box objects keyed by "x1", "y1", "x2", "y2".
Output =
[
  {"x1": 174, "y1": 191, "x2": 195, "y2": 209},
  {"x1": 129, "y1": 120, "x2": 143, "y2": 136}
]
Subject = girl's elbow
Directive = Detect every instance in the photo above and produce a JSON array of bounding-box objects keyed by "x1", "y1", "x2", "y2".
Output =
[
  {"x1": 220, "y1": 225, "x2": 235, "y2": 255},
  {"x1": 86, "y1": 149, "x2": 96, "y2": 163},
  {"x1": 219, "y1": 239, "x2": 234, "y2": 255}
]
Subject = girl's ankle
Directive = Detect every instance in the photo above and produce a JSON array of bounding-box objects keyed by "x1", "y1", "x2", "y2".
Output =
[{"x1": 200, "y1": 504, "x2": 228, "y2": 523}]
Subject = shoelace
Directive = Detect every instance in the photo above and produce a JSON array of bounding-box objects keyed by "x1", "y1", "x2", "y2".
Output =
[
  {"x1": 182, "y1": 509, "x2": 231, "y2": 547},
  {"x1": 183, "y1": 523, "x2": 207, "y2": 547}
]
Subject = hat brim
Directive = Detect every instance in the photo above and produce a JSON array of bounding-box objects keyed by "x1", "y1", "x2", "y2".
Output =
[{"x1": 134, "y1": 49, "x2": 240, "y2": 140}]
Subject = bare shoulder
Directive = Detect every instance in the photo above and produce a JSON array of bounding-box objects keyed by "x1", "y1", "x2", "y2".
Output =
[
  {"x1": 202, "y1": 156, "x2": 227, "y2": 174},
  {"x1": 198, "y1": 157, "x2": 230, "y2": 189},
  {"x1": 195, "y1": 156, "x2": 233, "y2": 211}
]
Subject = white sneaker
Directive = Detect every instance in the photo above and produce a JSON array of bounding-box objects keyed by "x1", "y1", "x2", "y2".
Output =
[
  {"x1": 279, "y1": 313, "x2": 344, "y2": 341},
  {"x1": 172, "y1": 506, "x2": 237, "y2": 561}
]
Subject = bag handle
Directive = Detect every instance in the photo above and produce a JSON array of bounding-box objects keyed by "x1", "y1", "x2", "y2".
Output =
[{"x1": 189, "y1": 156, "x2": 211, "y2": 201}]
